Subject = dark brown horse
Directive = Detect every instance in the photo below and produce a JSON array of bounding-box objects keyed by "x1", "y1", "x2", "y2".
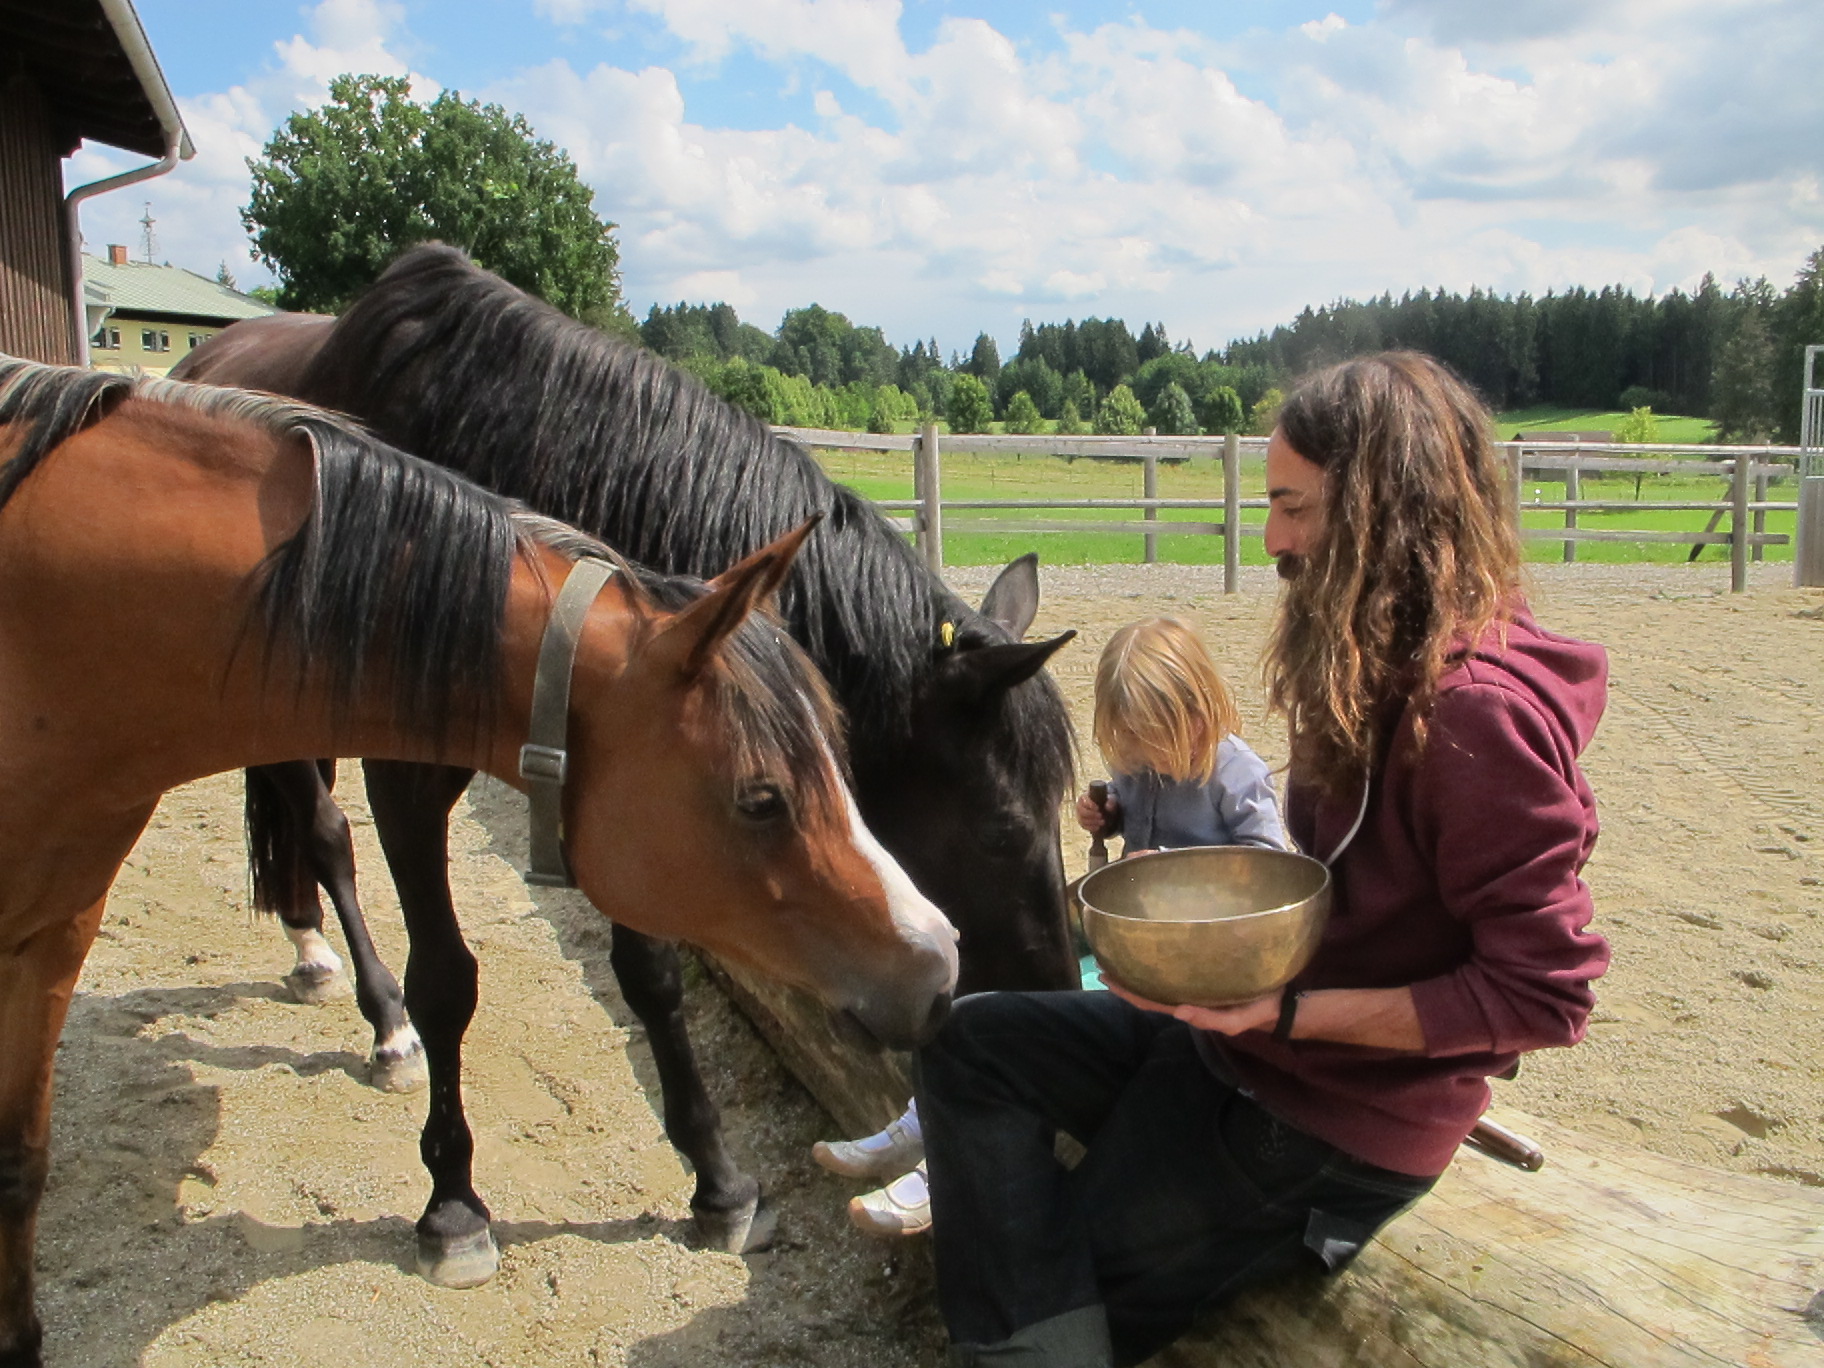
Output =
[
  {"x1": 0, "y1": 358, "x2": 957, "y2": 1363},
  {"x1": 175, "y1": 244, "x2": 1079, "y2": 1254}
]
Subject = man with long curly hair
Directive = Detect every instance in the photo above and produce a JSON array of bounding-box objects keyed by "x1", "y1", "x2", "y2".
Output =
[{"x1": 913, "y1": 351, "x2": 1611, "y2": 1368}]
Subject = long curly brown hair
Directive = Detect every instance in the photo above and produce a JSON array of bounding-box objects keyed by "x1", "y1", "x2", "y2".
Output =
[{"x1": 1265, "y1": 352, "x2": 1523, "y2": 795}]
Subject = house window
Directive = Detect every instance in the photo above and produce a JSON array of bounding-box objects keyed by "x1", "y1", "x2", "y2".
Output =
[
  {"x1": 187, "y1": 332, "x2": 209, "y2": 350},
  {"x1": 141, "y1": 329, "x2": 171, "y2": 353},
  {"x1": 92, "y1": 325, "x2": 121, "y2": 350}
]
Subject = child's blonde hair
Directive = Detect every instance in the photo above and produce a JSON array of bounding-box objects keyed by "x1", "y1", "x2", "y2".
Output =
[{"x1": 1093, "y1": 617, "x2": 1241, "y2": 783}]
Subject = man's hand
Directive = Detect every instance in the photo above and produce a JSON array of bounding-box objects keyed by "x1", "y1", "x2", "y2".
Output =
[
  {"x1": 1100, "y1": 974, "x2": 1280, "y2": 1035},
  {"x1": 1102, "y1": 976, "x2": 1427, "y2": 1050}
]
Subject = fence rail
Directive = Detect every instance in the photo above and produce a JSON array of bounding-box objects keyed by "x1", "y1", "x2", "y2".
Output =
[{"x1": 779, "y1": 426, "x2": 1807, "y2": 593}]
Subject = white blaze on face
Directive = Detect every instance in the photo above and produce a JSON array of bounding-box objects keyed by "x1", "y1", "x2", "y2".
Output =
[{"x1": 838, "y1": 777, "x2": 960, "y2": 994}]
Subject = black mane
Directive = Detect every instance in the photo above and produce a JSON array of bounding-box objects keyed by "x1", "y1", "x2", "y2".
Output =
[
  {"x1": 299, "y1": 245, "x2": 1072, "y2": 803},
  {"x1": 0, "y1": 356, "x2": 844, "y2": 807}
]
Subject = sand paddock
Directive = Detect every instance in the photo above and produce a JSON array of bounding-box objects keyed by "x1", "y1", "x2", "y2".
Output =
[{"x1": 36, "y1": 561, "x2": 1824, "y2": 1366}]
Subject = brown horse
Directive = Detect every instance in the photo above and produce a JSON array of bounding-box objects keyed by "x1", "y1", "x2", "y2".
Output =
[{"x1": 0, "y1": 357, "x2": 956, "y2": 1365}]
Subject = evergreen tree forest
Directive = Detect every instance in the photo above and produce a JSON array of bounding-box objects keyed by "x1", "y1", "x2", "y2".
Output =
[{"x1": 634, "y1": 246, "x2": 1824, "y2": 442}]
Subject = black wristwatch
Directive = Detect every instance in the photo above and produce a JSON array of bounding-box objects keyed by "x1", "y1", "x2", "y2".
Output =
[{"x1": 1273, "y1": 987, "x2": 1306, "y2": 1043}]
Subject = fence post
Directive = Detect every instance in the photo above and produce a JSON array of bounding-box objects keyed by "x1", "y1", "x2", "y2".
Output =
[
  {"x1": 1752, "y1": 462, "x2": 1767, "y2": 564},
  {"x1": 1223, "y1": 431, "x2": 1240, "y2": 594},
  {"x1": 1142, "y1": 433, "x2": 1159, "y2": 565},
  {"x1": 1509, "y1": 446, "x2": 1525, "y2": 538},
  {"x1": 1798, "y1": 477, "x2": 1824, "y2": 589},
  {"x1": 915, "y1": 423, "x2": 943, "y2": 574},
  {"x1": 1731, "y1": 454, "x2": 1749, "y2": 593},
  {"x1": 1797, "y1": 344, "x2": 1823, "y2": 588},
  {"x1": 1563, "y1": 461, "x2": 1580, "y2": 563}
]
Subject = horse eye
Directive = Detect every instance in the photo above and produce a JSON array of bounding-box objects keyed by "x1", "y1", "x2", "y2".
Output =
[{"x1": 735, "y1": 783, "x2": 789, "y2": 824}]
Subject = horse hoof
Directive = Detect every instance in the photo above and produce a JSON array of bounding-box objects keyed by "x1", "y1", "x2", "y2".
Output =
[
  {"x1": 369, "y1": 1045, "x2": 428, "y2": 1094},
  {"x1": 695, "y1": 1194, "x2": 776, "y2": 1254},
  {"x1": 285, "y1": 964, "x2": 353, "y2": 1005},
  {"x1": 416, "y1": 1227, "x2": 499, "y2": 1288}
]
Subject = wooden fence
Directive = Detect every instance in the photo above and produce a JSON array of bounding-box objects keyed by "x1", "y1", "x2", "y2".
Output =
[{"x1": 775, "y1": 426, "x2": 1807, "y2": 593}]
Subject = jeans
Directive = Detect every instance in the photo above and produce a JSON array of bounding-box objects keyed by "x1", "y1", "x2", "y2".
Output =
[{"x1": 915, "y1": 991, "x2": 1435, "y2": 1367}]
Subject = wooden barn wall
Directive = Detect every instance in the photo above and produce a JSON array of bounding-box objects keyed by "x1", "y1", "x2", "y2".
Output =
[{"x1": 0, "y1": 72, "x2": 77, "y2": 366}]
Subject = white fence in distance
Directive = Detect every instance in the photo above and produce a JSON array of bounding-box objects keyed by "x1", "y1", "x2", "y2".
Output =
[{"x1": 773, "y1": 425, "x2": 1807, "y2": 594}]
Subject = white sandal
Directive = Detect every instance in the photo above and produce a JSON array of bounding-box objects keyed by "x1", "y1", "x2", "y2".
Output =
[
  {"x1": 847, "y1": 1162, "x2": 932, "y2": 1237},
  {"x1": 811, "y1": 1105, "x2": 924, "y2": 1181}
]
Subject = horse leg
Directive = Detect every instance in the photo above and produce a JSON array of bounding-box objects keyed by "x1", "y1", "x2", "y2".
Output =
[
  {"x1": 609, "y1": 927, "x2": 773, "y2": 1253},
  {"x1": 246, "y1": 761, "x2": 350, "y2": 1003},
  {"x1": 0, "y1": 898, "x2": 107, "y2": 1368},
  {"x1": 249, "y1": 761, "x2": 425, "y2": 1093},
  {"x1": 361, "y1": 758, "x2": 497, "y2": 1288}
]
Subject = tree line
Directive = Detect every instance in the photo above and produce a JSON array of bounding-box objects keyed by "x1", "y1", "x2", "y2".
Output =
[
  {"x1": 244, "y1": 75, "x2": 1824, "y2": 444},
  {"x1": 1222, "y1": 264, "x2": 1824, "y2": 444}
]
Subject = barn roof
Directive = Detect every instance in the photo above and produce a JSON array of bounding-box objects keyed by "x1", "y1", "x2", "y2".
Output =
[
  {"x1": 0, "y1": 0, "x2": 191, "y2": 160},
  {"x1": 82, "y1": 253, "x2": 276, "y2": 324}
]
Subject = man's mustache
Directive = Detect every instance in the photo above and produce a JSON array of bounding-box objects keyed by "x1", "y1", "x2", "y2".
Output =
[{"x1": 1275, "y1": 554, "x2": 1303, "y2": 582}]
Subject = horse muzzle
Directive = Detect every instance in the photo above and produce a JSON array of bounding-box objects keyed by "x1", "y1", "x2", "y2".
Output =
[{"x1": 835, "y1": 986, "x2": 953, "y2": 1053}]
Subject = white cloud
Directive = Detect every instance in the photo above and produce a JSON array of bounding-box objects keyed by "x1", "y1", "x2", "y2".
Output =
[{"x1": 81, "y1": 0, "x2": 1824, "y2": 352}]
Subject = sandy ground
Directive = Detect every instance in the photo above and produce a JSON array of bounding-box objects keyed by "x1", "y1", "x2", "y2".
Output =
[{"x1": 35, "y1": 559, "x2": 1824, "y2": 1366}]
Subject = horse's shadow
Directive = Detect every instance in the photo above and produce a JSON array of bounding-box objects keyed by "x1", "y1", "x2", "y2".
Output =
[{"x1": 39, "y1": 979, "x2": 699, "y2": 1366}]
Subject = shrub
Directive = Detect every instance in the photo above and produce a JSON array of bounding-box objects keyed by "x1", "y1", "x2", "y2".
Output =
[
  {"x1": 1003, "y1": 390, "x2": 1042, "y2": 434},
  {"x1": 1248, "y1": 386, "x2": 1285, "y2": 436},
  {"x1": 948, "y1": 373, "x2": 995, "y2": 434},
  {"x1": 1613, "y1": 406, "x2": 1659, "y2": 446},
  {"x1": 1618, "y1": 385, "x2": 1673, "y2": 413},
  {"x1": 1197, "y1": 385, "x2": 1244, "y2": 435},
  {"x1": 1095, "y1": 384, "x2": 1146, "y2": 436},
  {"x1": 1148, "y1": 381, "x2": 1199, "y2": 436},
  {"x1": 1055, "y1": 399, "x2": 1084, "y2": 436}
]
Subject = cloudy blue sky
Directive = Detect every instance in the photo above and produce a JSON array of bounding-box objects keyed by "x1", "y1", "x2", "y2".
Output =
[{"x1": 70, "y1": 0, "x2": 1822, "y2": 357}]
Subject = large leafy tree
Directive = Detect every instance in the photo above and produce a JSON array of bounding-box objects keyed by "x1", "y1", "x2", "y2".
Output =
[{"x1": 245, "y1": 74, "x2": 625, "y2": 321}]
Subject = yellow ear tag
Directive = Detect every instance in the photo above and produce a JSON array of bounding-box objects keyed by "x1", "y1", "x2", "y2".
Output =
[{"x1": 940, "y1": 621, "x2": 956, "y2": 648}]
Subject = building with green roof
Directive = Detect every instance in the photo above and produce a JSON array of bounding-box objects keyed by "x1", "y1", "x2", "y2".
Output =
[{"x1": 83, "y1": 244, "x2": 275, "y2": 375}]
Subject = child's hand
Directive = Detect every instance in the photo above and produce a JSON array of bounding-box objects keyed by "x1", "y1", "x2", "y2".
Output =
[{"x1": 1075, "y1": 788, "x2": 1118, "y2": 834}]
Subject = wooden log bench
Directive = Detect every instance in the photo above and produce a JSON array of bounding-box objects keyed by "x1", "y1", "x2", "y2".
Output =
[{"x1": 706, "y1": 958, "x2": 1824, "y2": 1368}]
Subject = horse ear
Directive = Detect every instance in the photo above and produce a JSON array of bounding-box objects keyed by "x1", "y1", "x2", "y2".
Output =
[
  {"x1": 979, "y1": 552, "x2": 1040, "y2": 639},
  {"x1": 655, "y1": 517, "x2": 820, "y2": 681},
  {"x1": 940, "y1": 630, "x2": 1076, "y2": 701}
]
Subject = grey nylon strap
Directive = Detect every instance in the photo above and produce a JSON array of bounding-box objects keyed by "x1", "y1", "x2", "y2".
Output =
[{"x1": 520, "y1": 557, "x2": 616, "y2": 888}]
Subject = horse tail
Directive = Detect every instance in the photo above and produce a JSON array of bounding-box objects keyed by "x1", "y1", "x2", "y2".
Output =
[{"x1": 243, "y1": 760, "x2": 333, "y2": 921}]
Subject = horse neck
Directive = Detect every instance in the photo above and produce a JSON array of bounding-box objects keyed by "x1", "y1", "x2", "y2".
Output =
[{"x1": 0, "y1": 406, "x2": 552, "y2": 812}]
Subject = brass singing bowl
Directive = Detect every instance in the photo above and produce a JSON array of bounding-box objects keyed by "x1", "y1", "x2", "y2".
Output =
[{"x1": 1078, "y1": 847, "x2": 1332, "y2": 1008}]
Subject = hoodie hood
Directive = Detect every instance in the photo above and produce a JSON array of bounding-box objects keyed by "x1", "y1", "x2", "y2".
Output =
[{"x1": 1463, "y1": 606, "x2": 1608, "y2": 756}]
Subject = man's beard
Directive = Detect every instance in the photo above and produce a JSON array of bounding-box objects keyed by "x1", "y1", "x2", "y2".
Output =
[{"x1": 1275, "y1": 553, "x2": 1304, "y2": 582}]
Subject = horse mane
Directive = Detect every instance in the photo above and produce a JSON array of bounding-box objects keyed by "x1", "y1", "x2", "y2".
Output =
[
  {"x1": 0, "y1": 356, "x2": 844, "y2": 810},
  {"x1": 299, "y1": 245, "x2": 1072, "y2": 806}
]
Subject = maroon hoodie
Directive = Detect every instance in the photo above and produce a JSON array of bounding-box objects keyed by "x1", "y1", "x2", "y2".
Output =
[{"x1": 1210, "y1": 607, "x2": 1611, "y2": 1177}]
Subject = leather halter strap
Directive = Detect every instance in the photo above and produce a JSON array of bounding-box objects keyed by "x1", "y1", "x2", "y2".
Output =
[{"x1": 520, "y1": 557, "x2": 616, "y2": 888}]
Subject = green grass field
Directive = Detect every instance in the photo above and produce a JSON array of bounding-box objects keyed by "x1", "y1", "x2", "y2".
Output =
[
  {"x1": 813, "y1": 445, "x2": 1797, "y2": 568},
  {"x1": 1493, "y1": 407, "x2": 1722, "y2": 445},
  {"x1": 889, "y1": 407, "x2": 1724, "y2": 445}
]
